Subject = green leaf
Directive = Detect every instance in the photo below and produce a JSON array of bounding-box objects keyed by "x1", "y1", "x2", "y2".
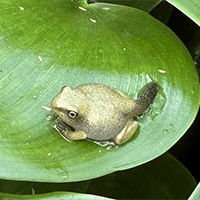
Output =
[
  {"x1": 0, "y1": 0, "x2": 199, "y2": 182},
  {"x1": 189, "y1": 182, "x2": 200, "y2": 200},
  {"x1": 0, "y1": 191, "x2": 112, "y2": 200},
  {"x1": 87, "y1": 153, "x2": 197, "y2": 199},
  {"x1": 0, "y1": 153, "x2": 195, "y2": 199},
  {"x1": 0, "y1": 179, "x2": 90, "y2": 195},
  {"x1": 89, "y1": 0, "x2": 162, "y2": 12},
  {"x1": 166, "y1": 0, "x2": 200, "y2": 26}
]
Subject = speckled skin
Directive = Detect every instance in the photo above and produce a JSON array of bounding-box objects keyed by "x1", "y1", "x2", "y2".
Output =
[{"x1": 51, "y1": 82, "x2": 158, "y2": 145}]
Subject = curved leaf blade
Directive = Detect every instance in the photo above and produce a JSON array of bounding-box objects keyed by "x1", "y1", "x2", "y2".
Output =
[
  {"x1": 0, "y1": 0, "x2": 199, "y2": 182},
  {"x1": 166, "y1": 0, "x2": 200, "y2": 26},
  {"x1": 90, "y1": 0, "x2": 162, "y2": 12},
  {"x1": 87, "y1": 153, "x2": 197, "y2": 199}
]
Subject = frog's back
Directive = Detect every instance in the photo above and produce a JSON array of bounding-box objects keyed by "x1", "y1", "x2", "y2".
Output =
[
  {"x1": 75, "y1": 83, "x2": 128, "y2": 100},
  {"x1": 74, "y1": 83, "x2": 132, "y2": 140}
]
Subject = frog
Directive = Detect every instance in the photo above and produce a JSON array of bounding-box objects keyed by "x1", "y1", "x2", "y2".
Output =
[{"x1": 51, "y1": 82, "x2": 158, "y2": 146}]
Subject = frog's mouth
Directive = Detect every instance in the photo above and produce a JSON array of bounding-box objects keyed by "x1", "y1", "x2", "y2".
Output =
[
  {"x1": 62, "y1": 120, "x2": 76, "y2": 132},
  {"x1": 54, "y1": 113, "x2": 76, "y2": 132}
]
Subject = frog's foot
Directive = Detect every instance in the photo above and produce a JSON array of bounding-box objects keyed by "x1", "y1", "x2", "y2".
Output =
[
  {"x1": 89, "y1": 140, "x2": 117, "y2": 150},
  {"x1": 53, "y1": 120, "x2": 87, "y2": 141},
  {"x1": 93, "y1": 140, "x2": 116, "y2": 147},
  {"x1": 53, "y1": 122, "x2": 72, "y2": 142}
]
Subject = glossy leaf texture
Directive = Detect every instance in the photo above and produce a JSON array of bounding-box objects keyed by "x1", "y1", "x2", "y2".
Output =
[
  {"x1": 0, "y1": 0, "x2": 199, "y2": 182},
  {"x1": 87, "y1": 153, "x2": 197, "y2": 199},
  {"x1": 0, "y1": 153, "x2": 196, "y2": 199}
]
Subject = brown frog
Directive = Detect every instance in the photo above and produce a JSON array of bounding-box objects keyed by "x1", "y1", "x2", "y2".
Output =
[{"x1": 51, "y1": 82, "x2": 158, "y2": 146}]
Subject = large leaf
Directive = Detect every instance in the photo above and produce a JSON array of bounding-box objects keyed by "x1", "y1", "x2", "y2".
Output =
[
  {"x1": 87, "y1": 153, "x2": 197, "y2": 199},
  {"x1": 0, "y1": 153, "x2": 196, "y2": 199},
  {"x1": 0, "y1": 0, "x2": 199, "y2": 182},
  {"x1": 90, "y1": 0, "x2": 162, "y2": 12}
]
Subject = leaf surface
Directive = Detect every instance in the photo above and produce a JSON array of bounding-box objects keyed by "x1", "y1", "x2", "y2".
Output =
[
  {"x1": 0, "y1": 0, "x2": 199, "y2": 182},
  {"x1": 87, "y1": 153, "x2": 197, "y2": 199}
]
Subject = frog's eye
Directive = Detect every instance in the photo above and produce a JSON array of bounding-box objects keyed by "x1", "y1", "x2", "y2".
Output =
[{"x1": 68, "y1": 110, "x2": 78, "y2": 118}]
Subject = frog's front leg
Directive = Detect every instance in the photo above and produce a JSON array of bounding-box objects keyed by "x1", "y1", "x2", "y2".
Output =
[
  {"x1": 54, "y1": 118, "x2": 87, "y2": 141},
  {"x1": 112, "y1": 119, "x2": 138, "y2": 145}
]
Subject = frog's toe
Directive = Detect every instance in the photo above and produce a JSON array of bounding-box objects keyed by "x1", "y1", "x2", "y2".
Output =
[
  {"x1": 93, "y1": 140, "x2": 116, "y2": 147},
  {"x1": 53, "y1": 123, "x2": 64, "y2": 133}
]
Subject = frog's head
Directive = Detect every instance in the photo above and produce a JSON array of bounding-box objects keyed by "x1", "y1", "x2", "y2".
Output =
[{"x1": 51, "y1": 86, "x2": 88, "y2": 130}]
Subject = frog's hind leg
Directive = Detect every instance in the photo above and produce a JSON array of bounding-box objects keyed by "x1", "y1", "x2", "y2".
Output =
[{"x1": 112, "y1": 119, "x2": 138, "y2": 145}]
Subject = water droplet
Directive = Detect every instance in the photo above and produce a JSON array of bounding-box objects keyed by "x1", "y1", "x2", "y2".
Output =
[
  {"x1": 163, "y1": 129, "x2": 168, "y2": 134},
  {"x1": 62, "y1": 174, "x2": 68, "y2": 179},
  {"x1": 46, "y1": 111, "x2": 56, "y2": 121},
  {"x1": 19, "y1": 6, "x2": 24, "y2": 10},
  {"x1": 56, "y1": 167, "x2": 69, "y2": 179},
  {"x1": 148, "y1": 83, "x2": 166, "y2": 120},
  {"x1": 46, "y1": 114, "x2": 53, "y2": 121}
]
